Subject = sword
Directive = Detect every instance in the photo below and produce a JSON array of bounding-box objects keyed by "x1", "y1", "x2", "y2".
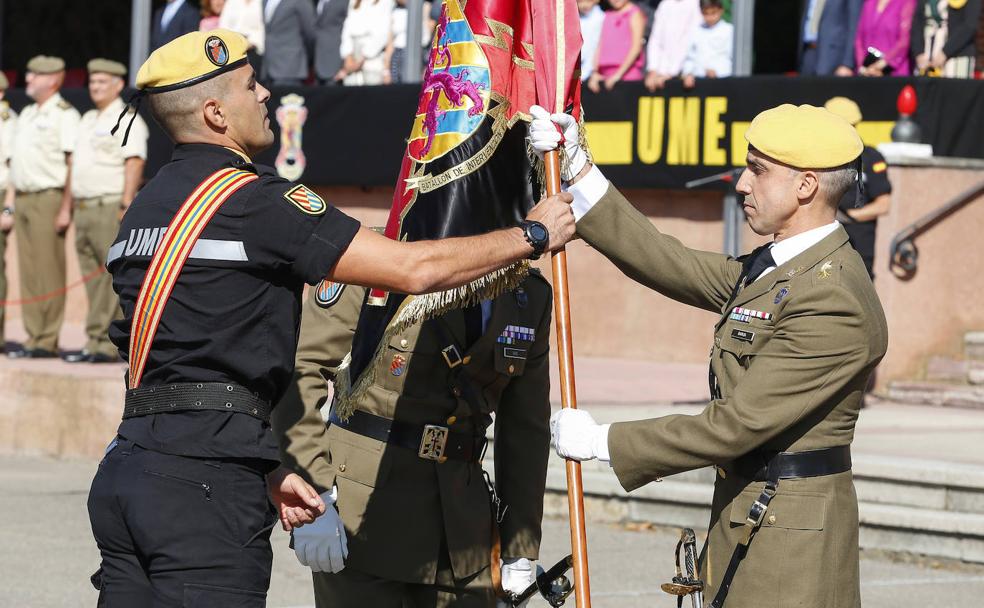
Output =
[
  {"x1": 661, "y1": 528, "x2": 704, "y2": 608},
  {"x1": 507, "y1": 555, "x2": 575, "y2": 607}
]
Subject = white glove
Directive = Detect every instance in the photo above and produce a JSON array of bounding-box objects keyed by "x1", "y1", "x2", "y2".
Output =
[
  {"x1": 550, "y1": 409, "x2": 611, "y2": 462},
  {"x1": 528, "y1": 105, "x2": 588, "y2": 181},
  {"x1": 498, "y1": 557, "x2": 536, "y2": 607},
  {"x1": 292, "y1": 488, "x2": 348, "y2": 573}
]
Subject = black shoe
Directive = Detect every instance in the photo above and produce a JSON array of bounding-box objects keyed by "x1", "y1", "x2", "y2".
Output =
[
  {"x1": 88, "y1": 353, "x2": 118, "y2": 364},
  {"x1": 62, "y1": 350, "x2": 90, "y2": 363},
  {"x1": 6, "y1": 346, "x2": 29, "y2": 359},
  {"x1": 26, "y1": 348, "x2": 58, "y2": 359}
]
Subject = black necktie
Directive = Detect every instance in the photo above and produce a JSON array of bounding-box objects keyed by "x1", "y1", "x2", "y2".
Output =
[{"x1": 745, "y1": 246, "x2": 776, "y2": 284}]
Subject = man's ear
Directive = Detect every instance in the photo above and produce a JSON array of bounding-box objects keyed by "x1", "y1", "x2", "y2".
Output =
[
  {"x1": 796, "y1": 170, "x2": 820, "y2": 203},
  {"x1": 203, "y1": 98, "x2": 227, "y2": 132}
]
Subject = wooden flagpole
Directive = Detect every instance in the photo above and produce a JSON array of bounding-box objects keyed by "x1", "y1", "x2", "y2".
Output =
[
  {"x1": 545, "y1": 151, "x2": 592, "y2": 607},
  {"x1": 545, "y1": 0, "x2": 592, "y2": 590}
]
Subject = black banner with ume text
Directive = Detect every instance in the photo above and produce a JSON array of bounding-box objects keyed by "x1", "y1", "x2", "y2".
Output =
[{"x1": 12, "y1": 76, "x2": 983, "y2": 191}]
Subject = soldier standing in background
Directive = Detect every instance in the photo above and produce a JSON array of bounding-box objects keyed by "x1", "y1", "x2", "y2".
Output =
[
  {"x1": 7, "y1": 56, "x2": 80, "y2": 359},
  {"x1": 0, "y1": 73, "x2": 17, "y2": 352},
  {"x1": 63, "y1": 59, "x2": 149, "y2": 364}
]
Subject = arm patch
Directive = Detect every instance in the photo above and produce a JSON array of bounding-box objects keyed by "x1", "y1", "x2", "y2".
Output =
[
  {"x1": 314, "y1": 279, "x2": 346, "y2": 308},
  {"x1": 284, "y1": 184, "x2": 326, "y2": 215}
]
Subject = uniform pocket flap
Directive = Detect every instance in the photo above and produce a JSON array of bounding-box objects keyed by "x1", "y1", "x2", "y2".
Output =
[
  {"x1": 183, "y1": 583, "x2": 266, "y2": 607},
  {"x1": 729, "y1": 488, "x2": 826, "y2": 531},
  {"x1": 327, "y1": 425, "x2": 390, "y2": 488},
  {"x1": 719, "y1": 324, "x2": 774, "y2": 358}
]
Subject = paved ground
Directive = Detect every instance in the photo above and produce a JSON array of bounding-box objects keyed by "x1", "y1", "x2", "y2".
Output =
[{"x1": 3, "y1": 455, "x2": 984, "y2": 608}]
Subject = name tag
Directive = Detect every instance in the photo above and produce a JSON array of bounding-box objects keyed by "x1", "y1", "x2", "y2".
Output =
[
  {"x1": 731, "y1": 328, "x2": 755, "y2": 343},
  {"x1": 503, "y1": 347, "x2": 527, "y2": 360}
]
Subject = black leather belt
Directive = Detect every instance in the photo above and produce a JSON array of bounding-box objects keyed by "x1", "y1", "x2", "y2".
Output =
[
  {"x1": 730, "y1": 445, "x2": 852, "y2": 481},
  {"x1": 328, "y1": 409, "x2": 486, "y2": 463},
  {"x1": 122, "y1": 382, "x2": 272, "y2": 423}
]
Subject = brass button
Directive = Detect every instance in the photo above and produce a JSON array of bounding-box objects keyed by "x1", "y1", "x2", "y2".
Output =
[
  {"x1": 400, "y1": 338, "x2": 409, "y2": 348},
  {"x1": 446, "y1": 416, "x2": 457, "y2": 425},
  {"x1": 452, "y1": 387, "x2": 462, "y2": 397},
  {"x1": 767, "y1": 515, "x2": 776, "y2": 525},
  {"x1": 716, "y1": 466, "x2": 727, "y2": 479},
  {"x1": 437, "y1": 456, "x2": 448, "y2": 464},
  {"x1": 508, "y1": 364, "x2": 515, "y2": 374},
  {"x1": 338, "y1": 464, "x2": 347, "y2": 473},
  {"x1": 462, "y1": 355, "x2": 472, "y2": 365}
]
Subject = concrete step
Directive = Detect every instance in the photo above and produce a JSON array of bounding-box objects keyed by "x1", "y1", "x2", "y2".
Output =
[
  {"x1": 485, "y1": 444, "x2": 984, "y2": 564},
  {"x1": 885, "y1": 381, "x2": 984, "y2": 409},
  {"x1": 967, "y1": 332, "x2": 984, "y2": 362},
  {"x1": 926, "y1": 355, "x2": 984, "y2": 384}
]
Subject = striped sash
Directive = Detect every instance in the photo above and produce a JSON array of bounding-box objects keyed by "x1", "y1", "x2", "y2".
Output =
[{"x1": 128, "y1": 167, "x2": 259, "y2": 389}]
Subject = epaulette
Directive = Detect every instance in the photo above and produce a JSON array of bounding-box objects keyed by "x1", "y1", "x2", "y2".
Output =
[{"x1": 56, "y1": 99, "x2": 72, "y2": 110}]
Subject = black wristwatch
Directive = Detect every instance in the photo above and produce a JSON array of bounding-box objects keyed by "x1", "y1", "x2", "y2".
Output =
[{"x1": 519, "y1": 220, "x2": 549, "y2": 260}]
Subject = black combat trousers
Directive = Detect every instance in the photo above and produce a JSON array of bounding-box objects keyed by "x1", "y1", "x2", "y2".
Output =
[{"x1": 87, "y1": 437, "x2": 278, "y2": 607}]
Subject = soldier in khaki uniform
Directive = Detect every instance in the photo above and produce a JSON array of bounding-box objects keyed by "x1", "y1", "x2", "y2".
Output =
[
  {"x1": 273, "y1": 271, "x2": 554, "y2": 607},
  {"x1": 7, "y1": 55, "x2": 81, "y2": 358},
  {"x1": 534, "y1": 104, "x2": 888, "y2": 608},
  {"x1": 0, "y1": 72, "x2": 18, "y2": 352},
  {"x1": 63, "y1": 59, "x2": 148, "y2": 364}
]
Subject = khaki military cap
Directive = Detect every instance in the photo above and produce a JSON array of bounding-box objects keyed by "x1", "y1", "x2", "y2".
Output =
[
  {"x1": 0, "y1": 72, "x2": 8, "y2": 90},
  {"x1": 88, "y1": 58, "x2": 127, "y2": 77},
  {"x1": 745, "y1": 104, "x2": 863, "y2": 169},
  {"x1": 26, "y1": 55, "x2": 66, "y2": 74},
  {"x1": 136, "y1": 29, "x2": 250, "y2": 93},
  {"x1": 824, "y1": 97, "x2": 863, "y2": 126}
]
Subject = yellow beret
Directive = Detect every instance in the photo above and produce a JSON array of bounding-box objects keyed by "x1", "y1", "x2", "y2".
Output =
[
  {"x1": 745, "y1": 104, "x2": 863, "y2": 169},
  {"x1": 27, "y1": 55, "x2": 65, "y2": 74},
  {"x1": 136, "y1": 29, "x2": 249, "y2": 93},
  {"x1": 88, "y1": 58, "x2": 127, "y2": 77},
  {"x1": 823, "y1": 96, "x2": 862, "y2": 126},
  {"x1": 0, "y1": 72, "x2": 8, "y2": 90}
]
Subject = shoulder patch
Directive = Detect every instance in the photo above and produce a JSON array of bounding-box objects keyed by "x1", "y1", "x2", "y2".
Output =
[
  {"x1": 314, "y1": 278, "x2": 345, "y2": 308},
  {"x1": 284, "y1": 184, "x2": 326, "y2": 215},
  {"x1": 57, "y1": 99, "x2": 72, "y2": 110},
  {"x1": 871, "y1": 161, "x2": 887, "y2": 173}
]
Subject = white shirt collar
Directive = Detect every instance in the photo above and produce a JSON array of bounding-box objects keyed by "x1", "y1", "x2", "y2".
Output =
[{"x1": 756, "y1": 221, "x2": 840, "y2": 281}]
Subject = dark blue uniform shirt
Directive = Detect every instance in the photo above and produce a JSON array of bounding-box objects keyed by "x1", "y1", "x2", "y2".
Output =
[{"x1": 107, "y1": 144, "x2": 360, "y2": 461}]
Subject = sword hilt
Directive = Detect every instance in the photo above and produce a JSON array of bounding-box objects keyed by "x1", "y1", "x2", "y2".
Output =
[{"x1": 507, "y1": 554, "x2": 574, "y2": 607}]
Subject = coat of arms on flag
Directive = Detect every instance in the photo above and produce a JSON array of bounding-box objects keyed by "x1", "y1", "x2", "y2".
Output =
[{"x1": 334, "y1": 0, "x2": 584, "y2": 417}]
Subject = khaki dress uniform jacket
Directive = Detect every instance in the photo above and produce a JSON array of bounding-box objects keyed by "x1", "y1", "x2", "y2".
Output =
[
  {"x1": 9, "y1": 92, "x2": 80, "y2": 351},
  {"x1": 577, "y1": 185, "x2": 888, "y2": 608},
  {"x1": 273, "y1": 273, "x2": 553, "y2": 592},
  {"x1": 0, "y1": 101, "x2": 17, "y2": 344}
]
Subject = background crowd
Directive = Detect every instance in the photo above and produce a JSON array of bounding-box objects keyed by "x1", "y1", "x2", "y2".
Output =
[{"x1": 149, "y1": 0, "x2": 983, "y2": 91}]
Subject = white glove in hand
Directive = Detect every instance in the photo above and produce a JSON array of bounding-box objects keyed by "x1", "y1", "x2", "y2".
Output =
[
  {"x1": 498, "y1": 557, "x2": 536, "y2": 607},
  {"x1": 292, "y1": 488, "x2": 348, "y2": 574},
  {"x1": 550, "y1": 409, "x2": 610, "y2": 462},
  {"x1": 528, "y1": 105, "x2": 588, "y2": 181}
]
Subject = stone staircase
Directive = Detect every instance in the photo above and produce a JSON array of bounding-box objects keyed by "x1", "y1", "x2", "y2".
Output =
[
  {"x1": 886, "y1": 332, "x2": 984, "y2": 409},
  {"x1": 485, "y1": 444, "x2": 984, "y2": 564}
]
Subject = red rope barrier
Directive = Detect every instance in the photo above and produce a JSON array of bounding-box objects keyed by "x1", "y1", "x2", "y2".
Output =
[{"x1": 0, "y1": 267, "x2": 107, "y2": 306}]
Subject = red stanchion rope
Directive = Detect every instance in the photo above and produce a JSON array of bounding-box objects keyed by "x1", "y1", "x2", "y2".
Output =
[{"x1": 0, "y1": 266, "x2": 107, "y2": 306}]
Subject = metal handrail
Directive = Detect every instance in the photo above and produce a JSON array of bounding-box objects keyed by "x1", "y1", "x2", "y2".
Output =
[{"x1": 889, "y1": 179, "x2": 984, "y2": 277}]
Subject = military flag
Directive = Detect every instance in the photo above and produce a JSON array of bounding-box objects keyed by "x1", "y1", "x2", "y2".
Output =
[{"x1": 336, "y1": 0, "x2": 584, "y2": 415}]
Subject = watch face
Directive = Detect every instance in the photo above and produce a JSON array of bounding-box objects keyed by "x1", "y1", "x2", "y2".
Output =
[{"x1": 530, "y1": 224, "x2": 548, "y2": 243}]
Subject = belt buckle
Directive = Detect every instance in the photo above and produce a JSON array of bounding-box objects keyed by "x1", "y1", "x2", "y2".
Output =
[
  {"x1": 746, "y1": 500, "x2": 768, "y2": 528},
  {"x1": 419, "y1": 424, "x2": 449, "y2": 460},
  {"x1": 441, "y1": 345, "x2": 462, "y2": 368}
]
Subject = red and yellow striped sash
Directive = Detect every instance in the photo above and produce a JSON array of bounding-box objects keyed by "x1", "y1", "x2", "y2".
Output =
[{"x1": 128, "y1": 167, "x2": 259, "y2": 389}]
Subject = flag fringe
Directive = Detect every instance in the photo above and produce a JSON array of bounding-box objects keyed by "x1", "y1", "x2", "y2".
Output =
[{"x1": 333, "y1": 261, "x2": 531, "y2": 420}]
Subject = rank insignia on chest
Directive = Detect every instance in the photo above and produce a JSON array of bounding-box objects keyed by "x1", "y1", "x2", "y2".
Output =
[
  {"x1": 390, "y1": 354, "x2": 407, "y2": 376},
  {"x1": 774, "y1": 287, "x2": 789, "y2": 304},
  {"x1": 314, "y1": 279, "x2": 345, "y2": 308},
  {"x1": 729, "y1": 306, "x2": 773, "y2": 323},
  {"x1": 284, "y1": 184, "x2": 326, "y2": 215},
  {"x1": 497, "y1": 325, "x2": 535, "y2": 345}
]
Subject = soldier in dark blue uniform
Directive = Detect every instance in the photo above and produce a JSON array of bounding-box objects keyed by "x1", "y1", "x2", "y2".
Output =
[{"x1": 86, "y1": 29, "x2": 575, "y2": 607}]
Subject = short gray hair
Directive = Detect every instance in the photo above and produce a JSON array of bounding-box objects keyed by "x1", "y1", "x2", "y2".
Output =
[{"x1": 816, "y1": 162, "x2": 858, "y2": 206}]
